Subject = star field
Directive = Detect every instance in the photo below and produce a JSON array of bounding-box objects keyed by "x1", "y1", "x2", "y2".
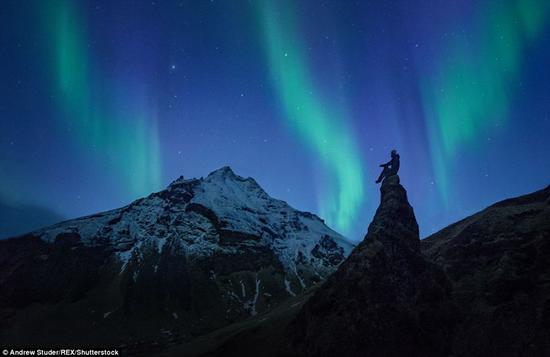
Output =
[{"x1": 1, "y1": 0, "x2": 549, "y2": 240}]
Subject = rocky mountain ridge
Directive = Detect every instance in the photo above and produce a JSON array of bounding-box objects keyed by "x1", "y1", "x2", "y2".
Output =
[
  {"x1": 286, "y1": 175, "x2": 456, "y2": 356},
  {"x1": 285, "y1": 178, "x2": 550, "y2": 357},
  {"x1": 0, "y1": 166, "x2": 353, "y2": 351},
  {"x1": 3, "y1": 169, "x2": 548, "y2": 357},
  {"x1": 181, "y1": 178, "x2": 550, "y2": 357},
  {"x1": 421, "y1": 183, "x2": 550, "y2": 356}
]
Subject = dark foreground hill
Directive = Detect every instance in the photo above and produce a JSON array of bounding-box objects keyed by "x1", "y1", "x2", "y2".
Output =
[
  {"x1": 421, "y1": 183, "x2": 550, "y2": 356},
  {"x1": 170, "y1": 177, "x2": 550, "y2": 357},
  {"x1": 285, "y1": 175, "x2": 456, "y2": 356}
]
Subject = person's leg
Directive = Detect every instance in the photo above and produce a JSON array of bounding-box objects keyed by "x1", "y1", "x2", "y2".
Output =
[{"x1": 376, "y1": 167, "x2": 388, "y2": 183}]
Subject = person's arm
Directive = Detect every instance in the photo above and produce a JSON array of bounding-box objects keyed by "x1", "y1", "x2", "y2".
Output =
[{"x1": 380, "y1": 160, "x2": 391, "y2": 167}]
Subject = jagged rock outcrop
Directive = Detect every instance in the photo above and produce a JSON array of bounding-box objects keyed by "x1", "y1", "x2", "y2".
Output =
[
  {"x1": 421, "y1": 184, "x2": 550, "y2": 356},
  {"x1": 286, "y1": 175, "x2": 456, "y2": 357},
  {"x1": 164, "y1": 180, "x2": 549, "y2": 357},
  {"x1": 0, "y1": 167, "x2": 353, "y2": 352}
]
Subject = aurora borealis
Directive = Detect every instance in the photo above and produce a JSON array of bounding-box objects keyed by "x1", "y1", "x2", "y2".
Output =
[
  {"x1": 47, "y1": 1, "x2": 162, "y2": 196},
  {"x1": 1, "y1": 0, "x2": 549, "y2": 240},
  {"x1": 257, "y1": 1, "x2": 364, "y2": 233},
  {"x1": 422, "y1": 0, "x2": 550, "y2": 206}
]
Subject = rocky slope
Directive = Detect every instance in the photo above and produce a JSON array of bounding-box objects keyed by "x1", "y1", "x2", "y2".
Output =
[
  {"x1": 0, "y1": 166, "x2": 353, "y2": 352},
  {"x1": 285, "y1": 175, "x2": 456, "y2": 356},
  {"x1": 192, "y1": 178, "x2": 550, "y2": 357},
  {"x1": 421, "y1": 184, "x2": 550, "y2": 356}
]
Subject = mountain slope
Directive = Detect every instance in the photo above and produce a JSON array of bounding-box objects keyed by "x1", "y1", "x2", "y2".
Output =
[
  {"x1": 285, "y1": 175, "x2": 456, "y2": 356},
  {"x1": 193, "y1": 180, "x2": 550, "y2": 357},
  {"x1": 0, "y1": 166, "x2": 353, "y2": 351},
  {"x1": 421, "y1": 184, "x2": 550, "y2": 356}
]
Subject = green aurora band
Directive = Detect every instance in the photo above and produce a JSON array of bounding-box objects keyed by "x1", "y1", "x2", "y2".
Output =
[
  {"x1": 257, "y1": 1, "x2": 365, "y2": 234},
  {"x1": 422, "y1": 0, "x2": 549, "y2": 206},
  {"x1": 45, "y1": 1, "x2": 161, "y2": 197}
]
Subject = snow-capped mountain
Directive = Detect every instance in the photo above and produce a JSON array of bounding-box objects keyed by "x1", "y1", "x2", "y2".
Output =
[{"x1": 0, "y1": 166, "x2": 353, "y2": 350}]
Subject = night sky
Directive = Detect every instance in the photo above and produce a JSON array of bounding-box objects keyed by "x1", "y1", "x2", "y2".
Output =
[{"x1": 1, "y1": 0, "x2": 549, "y2": 240}]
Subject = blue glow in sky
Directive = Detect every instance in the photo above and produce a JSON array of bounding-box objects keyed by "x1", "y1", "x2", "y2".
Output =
[{"x1": 1, "y1": 0, "x2": 549, "y2": 240}]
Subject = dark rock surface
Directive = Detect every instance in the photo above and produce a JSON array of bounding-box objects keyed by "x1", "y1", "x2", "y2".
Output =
[
  {"x1": 421, "y1": 184, "x2": 550, "y2": 356},
  {"x1": 167, "y1": 179, "x2": 549, "y2": 357},
  {"x1": 3, "y1": 168, "x2": 548, "y2": 356},
  {"x1": 286, "y1": 175, "x2": 456, "y2": 357},
  {"x1": 283, "y1": 179, "x2": 550, "y2": 357},
  {"x1": 0, "y1": 233, "x2": 109, "y2": 310}
]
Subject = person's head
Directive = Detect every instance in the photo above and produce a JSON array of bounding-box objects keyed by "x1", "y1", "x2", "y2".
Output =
[{"x1": 391, "y1": 149, "x2": 397, "y2": 157}]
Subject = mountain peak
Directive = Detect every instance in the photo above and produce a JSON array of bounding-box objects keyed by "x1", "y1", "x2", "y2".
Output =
[
  {"x1": 367, "y1": 174, "x2": 419, "y2": 253},
  {"x1": 208, "y1": 165, "x2": 236, "y2": 178},
  {"x1": 167, "y1": 167, "x2": 246, "y2": 191},
  {"x1": 286, "y1": 174, "x2": 454, "y2": 356},
  {"x1": 0, "y1": 166, "x2": 355, "y2": 349},
  {"x1": 163, "y1": 182, "x2": 550, "y2": 356}
]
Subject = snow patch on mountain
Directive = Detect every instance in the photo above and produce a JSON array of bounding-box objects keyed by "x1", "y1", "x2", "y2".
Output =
[{"x1": 30, "y1": 166, "x2": 354, "y2": 303}]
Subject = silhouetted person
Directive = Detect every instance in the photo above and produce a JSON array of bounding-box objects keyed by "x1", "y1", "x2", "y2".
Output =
[{"x1": 376, "y1": 149, "x2": 400, "y2": 183}]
